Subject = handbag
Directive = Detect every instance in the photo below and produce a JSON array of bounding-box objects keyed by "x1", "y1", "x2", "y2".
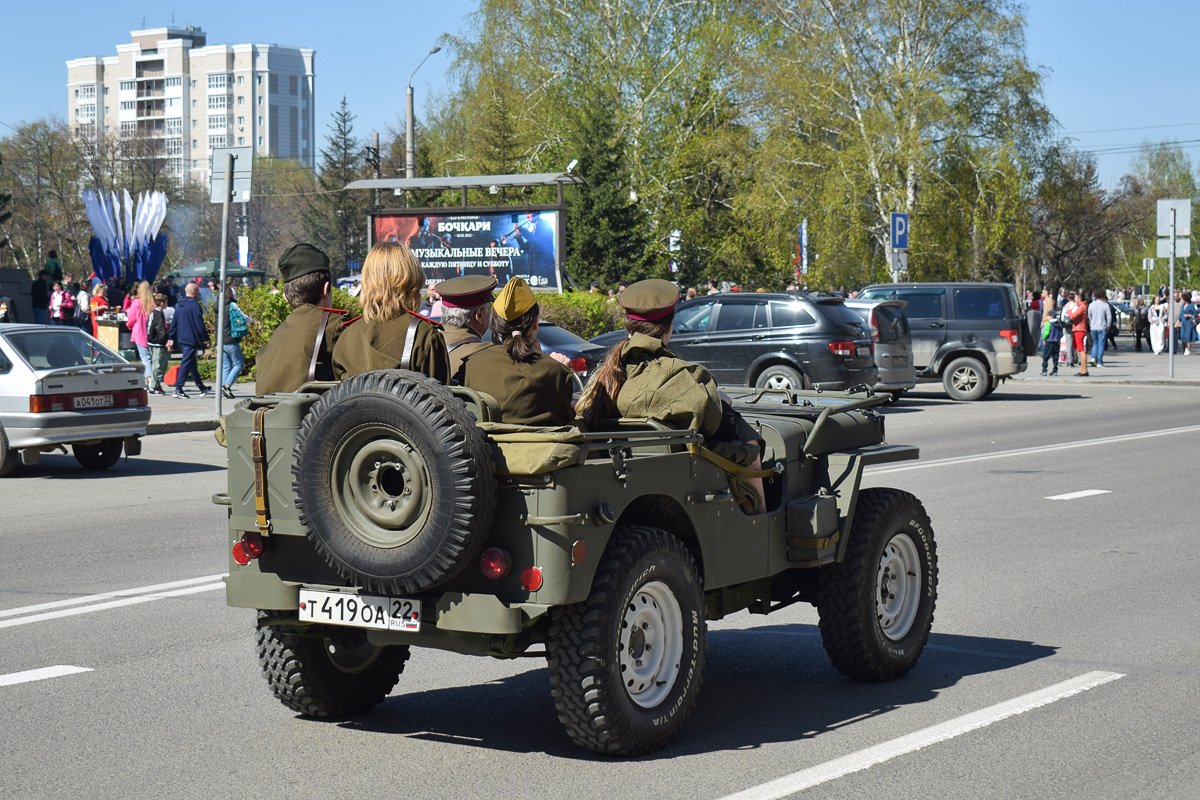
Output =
[{"x1": 229, "y1": 305, "x2": 249, "y2": 339}]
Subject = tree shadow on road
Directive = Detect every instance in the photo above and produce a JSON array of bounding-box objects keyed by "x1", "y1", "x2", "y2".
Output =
[{"x1": 341, "y1": 624, "x2": 1057, "y2": 760}]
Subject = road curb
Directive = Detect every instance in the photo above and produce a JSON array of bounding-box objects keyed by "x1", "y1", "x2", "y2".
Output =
[
  {"x1": 146, "y1": 420, "x2": 220, "y2": 435},
  {"x1": 1014, "y1": 377, "x2": 1200, "y2": 387}
]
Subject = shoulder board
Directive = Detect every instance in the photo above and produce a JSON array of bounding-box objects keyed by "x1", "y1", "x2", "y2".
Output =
[
  {"x1": 340, "y1": 315, "x2": 362, "y2": 328},
  {"x1": 317, "y1": 306, "x2": 349, "y2": 316},
  {"x1": 405, "y1": 309, "x2": 442, "y2": 328}
]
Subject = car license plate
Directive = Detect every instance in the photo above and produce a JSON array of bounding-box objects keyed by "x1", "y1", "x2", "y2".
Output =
[
  {"x1": 73, "y1": 394, "x2": 114, "y2": 409},
  {"x1": 892, "y1": 355, "x2": 908, "y2": 366},
  {"x1": 297, "y1": 588, "x2": 421, "y2": 632},
  {"x1": 856, "y1": 345, "x2": 871, "y2": 357}
]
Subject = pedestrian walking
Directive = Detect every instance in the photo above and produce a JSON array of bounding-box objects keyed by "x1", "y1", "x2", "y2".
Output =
[
  {"x1": 49, "y1": 281, "x2": 74, "y2": 325},
  {"x1": 220, "y1": 286, "x2": 254, "y2": 399},
  {"x1": 1149, "y1": 296, "x2": 1168, "y2": 354},
  {"x1": 1063, "y1": 292, "x2": 1089, "y2": 375},
  {"x1": 146, "y1": 293, "x2": 170, "y2": 394},
  {"x1": 1040, "y1": 301, "x2": 1062, "y2": 376},
  {"x1": 166, "y1": 283, "x2": 211, "y2": 398},
  {"x1": 125, "y1": 281, "x2": 155, "y2": 386},
  {"x1": 1180, "y1": 294, "x2": 1199, "y2": 356},
  {"x1": 1131, "y1": 297, "x2": 1150, "y2": 351},
  {"x1": 1088, "y1": 290, "x2": 1112, "y2": 367}
]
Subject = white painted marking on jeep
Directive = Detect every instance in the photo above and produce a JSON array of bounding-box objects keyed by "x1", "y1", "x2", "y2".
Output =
[
  {"x1": 1045, "y1": 489, "x2": 1111, "y2": 501},
  {"x1": 0, "y1": 665, "x2": 93, "y2": 687},
  {"x1": 715, "y1": 671, "x2": 1124, "y2": 800}
]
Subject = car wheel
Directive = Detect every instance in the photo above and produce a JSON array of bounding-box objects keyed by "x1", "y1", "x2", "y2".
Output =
[
  {"x1": 815, "y1": 488, "x2": 937, "y2": 681},
  {"x1": 942, "y1": 356, "x2": 989, "y2": 401},
  {"x1": 547, "y1": 526, "x2": 706, "y2": 756},
  {"x1": 0, "y1": 425, "x2": 17, "y2": 477},
  {"x1": 754, "y1": 364, "x2": 807, "y2": 391},
  {"x1": 292, "y1": 370, "x2": 496, "y2": 596},
  {"x1": 73, "y1": 439, "x2": 123, "y2": 470},
  {"x1": 255, "y1": 611, "x2": 410, "y2": 717}
]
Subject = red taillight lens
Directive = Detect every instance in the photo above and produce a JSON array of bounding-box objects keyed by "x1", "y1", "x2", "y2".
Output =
[
  {"x1": 30, "y1": 394, "x2": 70, "y2": 413},
  {"x1": 1000, "y1": 329, "x2": 1020, "y2": 347},
  {"x1": 129, "y1": 389, "x2": 148, "y2": 407},
  {"x1": 480, "y1": 548, "x2": 512, "y2": 579},
  {"x1": 868, "y1": 311, "x2": 880, "y2": 343},
  {"x1": 521, "y1": 566, "x2": 543, "y2": 592},
  {"x1": 568, "y1": 357, "x2": 588, "y2": 373},
  {"x1": 231, "y1": 542, "x2": 251, "y2": 566},
  {"x1": 241, "y1": 531, "x2": 264, "y2": 559},
  {"x1": 828, "y1": 341, "x2": 856, "y2": 357}
]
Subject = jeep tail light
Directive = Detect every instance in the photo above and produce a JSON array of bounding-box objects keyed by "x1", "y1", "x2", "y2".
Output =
[
  {"x1": 480, "y1": 548, "x2": 511, "y2": 579},
  {"x1": 521, "y1": 566, "x2": 543, "y2": 592},
  {"x1": 569, "y1": 357, "x2": 588, "y2": 373},
  {"x1": 1000, "y1": 329, "x2": 1020, "y2": 347},
  {"x1": 232, "y1": 531, "x2": 264, "y2": 565},
  {"x1": 828, "y1": 341, "x2": 856, "y2": 357}
]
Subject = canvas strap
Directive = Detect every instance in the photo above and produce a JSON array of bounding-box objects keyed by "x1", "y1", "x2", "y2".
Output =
[
  {"x1": 686, "y1": 443, "x2": 774, "y2": 479},
  {"x1": 446, "y1": 334, "x2": 482, "y2": 353},
  {"x1": 307, "y1": 310, "x2": 333, "y2": 383},
  {"x1": 251, "y1": 406, "x2": 274, "y2": 535},
  {"x1": 400, "y1": 316, "x2": 422, "y2": 370}
]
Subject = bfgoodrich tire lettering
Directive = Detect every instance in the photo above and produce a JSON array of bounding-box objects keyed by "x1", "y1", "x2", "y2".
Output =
[
  {"x1": 255, "y1": 612, "x2": 409, "y2": 717},
  {"x1": 547, "y1": 526, "x2": 706, "y2": 756},
  {"x1": 292, "y1": 370, "x2": 496, "y2": 596},
  {"x1": 816, "y1": 488, "x2": 937, "y2": 681}
]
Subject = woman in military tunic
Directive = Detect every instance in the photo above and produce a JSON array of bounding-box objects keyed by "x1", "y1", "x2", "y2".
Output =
[
  {"x1": 332, "y1": 241, "x2": 450, "y2": 384},
  {"x1": 576, "y1": 279, "x2": 766, "y2": 513},
  {"x1": 459, "y1": 277, "x2": 574, "y2": 425}
]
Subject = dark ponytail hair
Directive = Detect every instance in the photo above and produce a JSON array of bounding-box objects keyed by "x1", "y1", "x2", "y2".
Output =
[
  {"x1": 576, "y1": 311, "x2": 674, "y2": 428},
  {"x1": 491, "y1": 302, "x2": 540, "y2": 363}
]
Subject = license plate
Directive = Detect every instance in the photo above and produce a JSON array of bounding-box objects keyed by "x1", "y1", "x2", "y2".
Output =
[
  {"x1": 297, "y1": 588, "x2": 421, "y2": 632},
  {"x1": 857, "y1": 346, "x2": 871, "y2": 357},
  {"x1": 74, "y1": 394, "x2": 114, "y2": 409},
  {"x1": 892, "y1": 355, "x2": 908, "y2": 366}
]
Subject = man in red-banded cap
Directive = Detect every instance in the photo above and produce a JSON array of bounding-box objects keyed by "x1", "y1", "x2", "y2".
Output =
[{"x1": 435, "y1": 274, "x2": 496, "y2": 381}]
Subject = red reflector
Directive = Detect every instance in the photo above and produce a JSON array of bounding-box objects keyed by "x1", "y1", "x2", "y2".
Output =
[
  {"x1": 1000, "y1": 329, "x2": 1020, "y2": 347},
  {"x1": 480, "y1": 548, "x2": 512, "y2": 579},
  {"x1": 231, "y1": 541, "x2": 251, "y2": 566},
  {"x1": 828, "y1": 341, "x2": 856, "y2": 357},
  {"x1": 521, "y1": 566, "x2": 543, "y2": 592},
  {"x1": 240, "y1": 531, "x2": 265, "y2": 559},
  {"x1": 568, "y1": 357, "x2": 588, "y2": 373}
]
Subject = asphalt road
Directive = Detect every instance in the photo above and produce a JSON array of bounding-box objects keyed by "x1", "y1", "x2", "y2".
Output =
[{"x1": 1, "y1": 381, "x2": 1196, "y2": 799}]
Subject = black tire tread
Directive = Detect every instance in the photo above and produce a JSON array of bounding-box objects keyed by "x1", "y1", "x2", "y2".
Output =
[
  {"x1": 547, "y1": 526, "x2": 705, "y2": 756},
  {"x1": 816, "y1": 488, "x2": 937, "y2": 681},
  {"x1": 942, "y1": 356, "x2": 989, "y2": 402},
  {"x1": 0, "y1": 425, "x2": 16, "y2": 477}
]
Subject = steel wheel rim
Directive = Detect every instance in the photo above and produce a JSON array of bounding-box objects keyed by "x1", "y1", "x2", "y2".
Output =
[
  {"x1": 330, "y1": 424, "x2": 433, "y2": 549},
  {"x1": 951, "y1": 365, "x2": 980, "y2": 393},
  {"x1": 876, "y1": 533, "x2": 921, "y2": 641},
  {"x1": 619, "y1": 580, "x2": 684, "y2": 709}
]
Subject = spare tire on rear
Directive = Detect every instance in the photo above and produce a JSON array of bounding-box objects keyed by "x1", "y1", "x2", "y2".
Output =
[{"x1": 292, "y1": 370, "x2": 496, "y2": 595}]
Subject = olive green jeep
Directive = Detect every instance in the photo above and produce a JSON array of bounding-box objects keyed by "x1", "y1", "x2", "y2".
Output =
[{"x1": 217, "y1": 370, "x2": 937, "y2": 756}]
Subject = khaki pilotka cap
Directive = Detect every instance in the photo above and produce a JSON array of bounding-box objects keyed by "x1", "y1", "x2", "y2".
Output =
[
  {"x1": 618, "y1": 279, "x2": 680, "y2": 321},
  {"x1": 435, "y1": 275, "x2": 497, "y2": 308},
  {"x1": 493, "y1": 277, "x2": 538, "y2": 321},
  {"x1": 277, "y1": 243, "x2": 331, "y2": 283}
]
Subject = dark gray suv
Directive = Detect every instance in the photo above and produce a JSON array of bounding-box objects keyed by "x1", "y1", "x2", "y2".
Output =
[{"x1": 857, "y1": 282, "x2": 1033, "y2": 401}]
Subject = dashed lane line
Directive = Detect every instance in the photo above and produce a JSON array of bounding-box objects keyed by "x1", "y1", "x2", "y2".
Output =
[
  {"x1": 1046, "y1": 489, "x2": 1112, "y2": 500},
  {"x1": 0, "y1": 581, "x2": 226, "y2": 630},
  {"x1": 0, "y1": 574, "x2": 228, "y2": 620},
  {"x1": 0, "y1": 665, "x2": 93, "y2": 687},
  {"x1": 716, "y1": 671, "x2": 1125, "y2": 800}
]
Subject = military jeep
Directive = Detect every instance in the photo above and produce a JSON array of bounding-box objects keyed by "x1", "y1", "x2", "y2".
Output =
[{"x1": 218, "y1": 370, "x2": 937, "y2": 756}]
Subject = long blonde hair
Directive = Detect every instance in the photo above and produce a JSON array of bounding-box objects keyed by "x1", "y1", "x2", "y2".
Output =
[
  {"x1": 361, "y1": 241, "x2": 424, "y2": 323},
  {"x1": 137, "y1": 280, "x2": 153, "y2": 314}
]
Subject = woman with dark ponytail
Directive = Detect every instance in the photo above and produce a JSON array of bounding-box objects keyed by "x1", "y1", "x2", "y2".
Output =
[
  {"x1": 460, "y1": 277, "x2": 575, "y2": 425},
  {"x1": 576, "y1": 279, "x2": 766, "y2": 514}
]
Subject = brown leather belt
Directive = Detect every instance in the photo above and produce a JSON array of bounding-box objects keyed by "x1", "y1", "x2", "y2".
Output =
[{"x1": 250, "y1": 406, "x2": 274, "y2": 535}]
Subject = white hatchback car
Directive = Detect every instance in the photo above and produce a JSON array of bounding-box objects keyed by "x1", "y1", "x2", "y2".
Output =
[{"x1": 0, "y1": 324, "x2": 150, "y2": 476}]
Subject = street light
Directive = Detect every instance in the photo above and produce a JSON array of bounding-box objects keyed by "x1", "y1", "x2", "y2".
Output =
[{"x1": 406, "y1": 46, "x2": 441, "y2": 179}]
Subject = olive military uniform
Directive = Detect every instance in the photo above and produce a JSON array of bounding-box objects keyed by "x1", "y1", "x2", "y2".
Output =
[
  {"x1": 435, "y1": 274, "x2": 497, "y2": 381},
  {"x1": 460, "y1": 345, "x2": 574, "y2": 425},
  {"x1": 444, "y1": 325, "x2": 492, "y2": 380},
  {"x1": 332, "y1": 312, "x2": 450, "y2": 384},
  {"x1": 254, "y1": 304, "x2": 346, "y2": 396}
]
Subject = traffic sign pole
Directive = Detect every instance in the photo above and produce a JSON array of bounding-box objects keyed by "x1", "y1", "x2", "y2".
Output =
[{"x1": 1169, "y1": 208, "x2": 1176, "y2": 378}]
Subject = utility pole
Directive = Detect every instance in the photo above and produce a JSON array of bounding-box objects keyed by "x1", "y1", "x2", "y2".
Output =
[{"x1": 406, "y1": 46, "x2": 441, "y2": 179}]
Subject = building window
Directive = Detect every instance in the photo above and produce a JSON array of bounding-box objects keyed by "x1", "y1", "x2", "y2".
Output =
[
  {"x1": 104, "y1": 87, "x2": 109, "y2": 96},
  {"x1": 289, "y1": 75, "x2": 298, "y2": 95},
  {"x1": 237, "y1": 137, "x2": 245, "y2": 146},
  {"x1": 192, "y1": 99, "x2": 197, "y2": 109},
  {"x1": 236, "y1": 116, "x2": 244, "y2": 126},
  {"x1": 191, "y1": 80, "x2": 197, "y2": 89},
  {"x1": 237, "y1": 75, "x2": 245, "y2": 86},
  {"x1": 166, "y1": 138, "x2": 183, "y2": 155},
  {"x1": 237, "y1": 95, "x2": 244, "y2": 106},
  {"x1": 77, "y1": 105, "x2": 96, "y2": 121},
  {"x1": 120, "y1": 121, "x2": 136, "y2": 136},
  {"x1": 258, "y1": 96, "x2": 263, "y2": 107},
  {"x1": 257, "y1": 136, "x2": 263, "y2": 147},
  {"x1": 74, "y1": 89, "x2": 79, "y2": 98},
  {"x1": 120, "y1": 80, "x2": 135, "y2": 91},
  {"x1": 192, "y1": 119, "x2": 197, "y2": 129},
  {"x1": 120, "y1": 101, "x2": 135, "y2": 111},
  {"x1": 165, "y1": 76, "x2": 181, "y2": 88},
  {"x1": 208, "y1": 94, "x2": 227, "y2": 110},
  {"x1": 208, "y1": 115, "x2": 226, "y2": 130},
  {"x1": 80, "y1": 85, "x2": 96, "y2": 99},
  {"x1": 166, "y1": 118, "x2": 182, "y2": 135},
  {"x1": 192, "y1": 139, "x2": 198, "y2": 148},
  {"x1": 104, "y1": 106, "x2": 110, "y2": 116},
  {"x1": 209, "y1": 135, "x2": 226, "y2": 149},
  {"x1": 269, "y1": 74, "x2": 278, "y2": 94},
  {"x1": 257, "y1": 116, "x2": 263, "y2": 126},
  {"x1": 208, "y1": 73, "x2": 226, "y2": 90},
  {"x1": 257, "y1": 74, "x2": 263, "y2": 85}
]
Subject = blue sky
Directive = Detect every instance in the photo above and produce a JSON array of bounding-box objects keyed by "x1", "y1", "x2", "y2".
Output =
[{"x1": 2, "y1": 2, "x2": 1197, "y2": 187}]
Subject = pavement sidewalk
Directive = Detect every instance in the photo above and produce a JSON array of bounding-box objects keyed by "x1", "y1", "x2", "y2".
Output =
[
  {"x1": 145, "y1": 379, "x2": 257, "y2": 434},
  {"x1": 1013, "y1": 337, "x2": 1200, "y2": 386}
]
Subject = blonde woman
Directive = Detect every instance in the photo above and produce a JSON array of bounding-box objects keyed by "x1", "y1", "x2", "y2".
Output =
[
  {"x1": 125, "y1": 281, "x2": 155, "y2": 384},
  {"x1": 332, "y1": 241, "x2": 450, "y2": 383}
]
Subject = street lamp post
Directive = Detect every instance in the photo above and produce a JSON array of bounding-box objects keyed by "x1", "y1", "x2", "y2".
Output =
[{"x1": 406, "y1": 46, "x2": 441, "y2": 179}]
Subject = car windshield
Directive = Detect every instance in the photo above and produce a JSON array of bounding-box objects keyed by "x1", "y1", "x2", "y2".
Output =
[{"x1": 5, "y1": 330, "x2": 126, "y2": 370}]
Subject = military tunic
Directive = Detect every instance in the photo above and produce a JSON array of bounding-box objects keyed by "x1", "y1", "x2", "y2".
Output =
[
  {"x1": 443, "y1": 324, "x2": 493, "y2": 382},
  {"x1": 254, "y1": 304, "x2": 346, "y2": 396},
  {"x1": 460, "y1": 346, "x2": 575, "y2": 426},
  {"x1": 332, "y1": 312, "x2": 450, "y2": 384}
]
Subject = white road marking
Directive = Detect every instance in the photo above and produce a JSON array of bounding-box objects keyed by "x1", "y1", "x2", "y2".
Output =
[
  {"x1": 0, "y1": 665, "x2": 93, "y2": 687},
  {"x1": 1046, "y1": 489, "x2": 1112, "y2": 501},
  {"x1": 0, "y1": 582, "x2": 225, "y2": 630},
  {"x1": 716, "y1": 671, "x2": 1125, "y2": 800},
  {"x1": 0, "y1": 574, "x2": 228, "y2": 620},
  {"x1": 870, "y1": 425, "x2": 1200, "y2": 474}
]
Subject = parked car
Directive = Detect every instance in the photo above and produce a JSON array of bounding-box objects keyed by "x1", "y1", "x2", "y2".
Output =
[
  {"x1": 591, "y1": 292, "x2": 876, "y2": 391},
  {"x1": 857, "y1": 282, "x2": 1033, "y2": 401},
  {"x1": 534, "y1": 322, "x2": 606, "y2": 381},
  {"x1": 0, "y1": 324, "x2": 150, "y2": 476},
  {"x1": 844, "y1": 298, "x2": 917, "y2": 400}
]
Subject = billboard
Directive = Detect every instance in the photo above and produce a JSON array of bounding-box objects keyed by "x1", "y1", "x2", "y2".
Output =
[{"x1": 373, "y1": 208, "x2": 562, "y2": 291}]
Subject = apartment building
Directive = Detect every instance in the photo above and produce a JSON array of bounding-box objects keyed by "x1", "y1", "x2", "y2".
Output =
[{"x1": 66, "y1": 27, "x2": 315, "y2": 184}]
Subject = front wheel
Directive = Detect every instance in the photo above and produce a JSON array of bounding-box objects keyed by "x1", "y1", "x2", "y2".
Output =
[
  {"x1": 942, "y1": 356, "x2": 989, "y2": 401},
  {"x1": 816, "y1": 488, "x2": 937, "y2": 681},
  {"x1": 548, "y1": 526, "x2": 706, "y2": 756},
  {"x1": 73, "y1": 439, "x2": 123, "y2": 470},
  {"x1": 255, "y1": 613, "x2": 410, "y2": 717}
]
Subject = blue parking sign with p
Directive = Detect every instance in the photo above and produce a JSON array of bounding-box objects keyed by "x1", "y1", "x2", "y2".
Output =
[{"x1": 891, "y1": 212, "x2": 909, "y2": 250}]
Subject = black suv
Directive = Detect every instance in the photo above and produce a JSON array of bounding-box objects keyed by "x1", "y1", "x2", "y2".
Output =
[
  {"x1": 857, "y1": 282, "x2": 1034, "y2": 400},
  {"x1": 591, "y1": 292, "x2": 876, "y2": 390}
]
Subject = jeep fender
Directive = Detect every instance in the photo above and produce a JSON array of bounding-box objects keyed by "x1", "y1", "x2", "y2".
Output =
[{"x1": 818, "y1": 444, "x2": 919, "y2": 562}]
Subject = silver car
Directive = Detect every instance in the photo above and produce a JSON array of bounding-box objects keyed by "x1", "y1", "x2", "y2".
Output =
[
  {"x1": 844, "y1": 299, "x2": 917, "y2": 399},
  {"x1": 0, "y1": 324, "x2": 150, "y2": 476}
]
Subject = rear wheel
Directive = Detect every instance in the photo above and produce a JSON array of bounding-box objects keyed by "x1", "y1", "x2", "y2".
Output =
[
  {"x1": 942, "y1": 357, "x2": 989, "y2": 401},
  {"x1": 548, "y1": 526, "x2": 706, "y2": 756},
  {"x1": 754, "y1": 364, "x2": 807, "y2": 391},
  {"x1": 0, "y1": 425, "x2": 17, "y2": 477},
  {"x1": 73, "y1": 439, "x2": 123, "y2": 470},
  {"x1": 255, "y1": 612, "x2": 410, "y2": 718}
]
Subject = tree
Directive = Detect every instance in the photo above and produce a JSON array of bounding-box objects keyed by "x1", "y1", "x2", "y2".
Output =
[
  {"x1": 0, "y1": 153, "x2": 11, "y2": 259},
  {"x1": 300, "y1": 97, "x2": 369, "y2": 276}
]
